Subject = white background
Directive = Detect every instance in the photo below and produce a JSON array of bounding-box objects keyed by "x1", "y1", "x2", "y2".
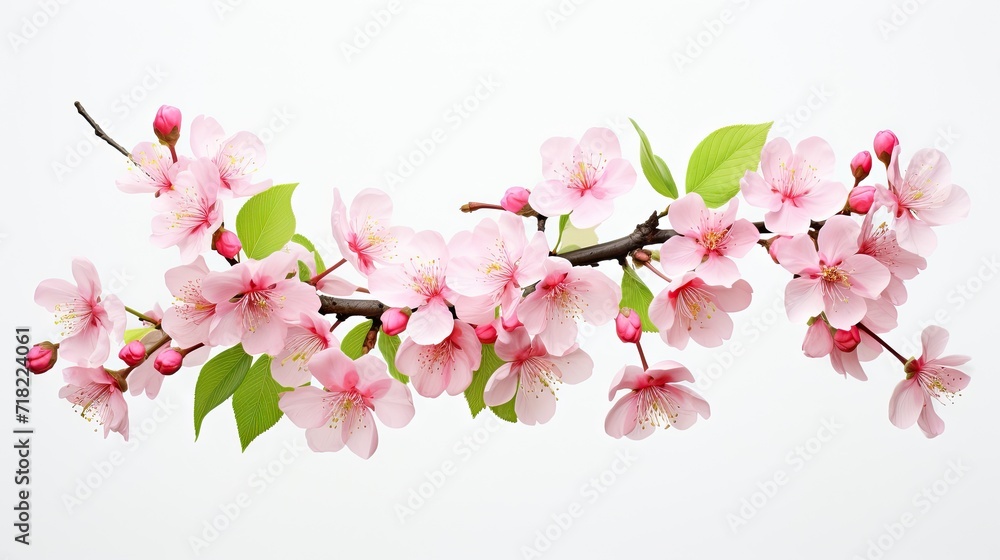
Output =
[{"x1": 3, "y1": 1, "x2": 998, "y2": 559}]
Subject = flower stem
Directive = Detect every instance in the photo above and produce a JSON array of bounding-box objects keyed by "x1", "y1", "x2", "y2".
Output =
[
  {"x1": 635, "y1": 340, "x2": 649, "y2": 370},
  {"x1": 857, "y1": 322, "x2": 908, "y2": 365},
  {"x1": 309, "y1": 259, "x2": 347, "y2": 286},
  {"x1": 639, "y1": 260, "x2": 672, "y2": 284},
  {"x1": 125, "y1": 306, "x2": 159, "y2": 325},
  {"x1": 461, "y1": 202, "x2": 505, "y2": 213}
]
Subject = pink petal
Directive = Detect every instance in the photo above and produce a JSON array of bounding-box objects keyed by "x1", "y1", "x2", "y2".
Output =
[
  {"x1": 71, "y1": 258, "x2": 101, "y2": 302},
  {"x1": 578, "y1": 127, "x2": 622, "y2": 160},
  {"x1": 894, "y1": 213, "x2": 937, "y2": 256},
  {"x1": 917, "y1": 185, "x2": 970, "y2": 226},
  {"x1": 916, "y1": 402, "x2": 945, "y2": 439},
  {"x1": 920, "y1": 325, "x2": 949, "y2": 360},
  {"x1": 529, "y1": 178, "x2": 581, "y2": 218},
  {"x1": 841, "y1": 254, "x2": 890, "y2": 300},
  {"x1": 549, "y1": 347, "x2": 593, "y2": 384},
  {"x1": 667, "y1": 193, "x2": 707, "y2": 235},
  {"x1": 765, "y1": 204, "x2": 813, "y2": 236},
  {"x1": 540, "y1": 136, "x2": 578, "y2": 180},
  {"x1": 795, "y1": 137, "x2": 836, "y2": 177},
  {"x1": 646, "y1": 360, "x2": 695, "y2": 384},
  {"x1": 802, "y1": 320, "x2": 834, "y2": 358},
  {"x1": 724, "y1": 219, "x2": 761, "y2": 258},
  {"x1": 308, "y1": 348, "x2": 359, "y2": 393},
  {"x1": 774, "y1": 234, "x2": 819, "y2": 275},
  {"x1": 607, "y1": 365, "x2": 646, "y2": 400},
  {"x1": 369, "y1": 378, "x2": 415, "y2": 428},
  {"x1": 817, "y1": 215, "x2": 861, "y2": 264},
  {"x1": 660, "y1": 236, "x2": 705, "y2": 276},
  {"x1": 278, "y1": 387, "x2": 332, "y2": 428},
  {"x1": 305, "y1": 424, "x2": 346, "y2": 453},
  {"x1": 888, "y1": 378, "x2": 925, "y2": 429},
  {"x1": 367, "y1": 265, "x2": 425, "y2": 308},
  {"x1": 407, "y1": 301, "x2": 455, "y2": 345},
  {"x1": 823, "y1": 289, "x2": 868, "y2": 331},
  {"x1": 712, "y1": 279, "x2": 753, "y2": 312},
  {"x1": 760, "y1": 138, "x2": 793, "y2": 188},
  {"x1": 740, "y1": 171, "x2": 782, "y2": 211},
  {"x1": 515, "y1": 385, "x2": 557, "y2": 425},
  {"x1": 594, "y1": 158, "x2": 635, "y2": 198},
  {"x1": 796, "y1": 180, "x2": 847, "y2": 221},
  {"x1": 785, "y1": 277, "x2": 824, "y2": 325},
  {"x1": 696, "y1": 254, "x2": 740, "y2": 287},
  {"x1": 33, "y1": 278, "x2": 79, "y2": 310},
  {"x1": 605, "y1": 393, "x2": 639, "y2": 438},
  {"x1": 483, "y1": 363, "x2": 518, "y2": 407},
  {"x1": 569, "y1": 192, "x2": 614, "y2": 228},
  {"x1": 345, "y1": 417, "x2": 379, "y2": 459}
]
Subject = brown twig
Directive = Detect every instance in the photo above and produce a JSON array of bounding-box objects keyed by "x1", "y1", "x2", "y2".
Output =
[{"x1": 75, "y1": 101, "x2": 131, "y2": 158}]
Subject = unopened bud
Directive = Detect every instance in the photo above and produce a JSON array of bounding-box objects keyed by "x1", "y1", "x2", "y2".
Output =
[
  {"x1": 154, "y1": 348, "x2": 184, "y2": 375},
  {"x1": 848, "y1": 185, "x2": 876, "y2": 214},
  {"x1": 475, "y1": 322, "x2": 498, "y2": 344},
  {"x1": 851, "y1": 151, "x2": 872, "y2": 183},
  {"x1": 873, "y1": 130, "x2": 898, "y2": 167},
  {"x1": 500, "y1": 187, "x2": 531, "y2": 214},
  {"x1": 380, "y1": 308, "x2": 410, "y2": 336},
  {"x1": 26, "y1": 342, "x2": 58, "y2": 374},
  {"x1": 153, "y1": 105, "x2": 182, "y2": 147},
  {"x1": 632, "y1": 249, "x2": 652, "y2": 264},
  {"x1": 802, "y1": 319, "x2": 833, "y2": 358},
  {"x1": 118, "y1": 340, "x2": 146, "y2": 366},
  {"x1": 615, "y1": 308, "x2": 642, "y2": 344},
  {"x1": 213, "y1": 228, "x2": 242, "y2": 259},
  {"x1": 833, "y1": 326, "x2": 862, "y2": 353}
]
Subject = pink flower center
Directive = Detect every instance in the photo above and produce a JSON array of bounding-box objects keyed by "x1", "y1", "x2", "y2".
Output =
[
  {"x1": 323, "y1": 390, "x2": 371, "y2": 436},
  {"x1": 416, "y1": 339, "x2": 459, "y2": 377},
  {"x1": 674, "y1": 284, "x2": 716, "y2": 322},
  {"x1": 635, "y1": 386, "x2": 680, "y2": 430},
  {"x1": 771, "y1": 160, "x2": 822, "y2": 201},
  {"x1": 700, "y1": 228, "x2": 729, "y2": 252},
  {"x1": 407, "y1": 257, "x2": 445, "y2": 298},
  {"x1": 66, "y1": 382, "x2": 115, "y2": 430},
  {"x1": 517, "y1": 357, "x2": 560, "y2": 398},
  {"x1": 175, "y1": 278, "x2": 216, "y2": 325},
  {"x1": 559, "y1": 154, "x2": 606, "y2": 192},
  {"x1": 348, "y1": 216, "x2": 397, "y2": 264},
  {"x1": 53, "y1": 297, "x2": 96, "y2": 337},
  {"x1": 215, "y1": 148, "x2": 259, "y2": 184},
  {"x1": 170, "y1": 186, "x2": 218, "y2": 232},
  {"x1": 234, "y1": 283, "x2": 284, "y2": 333},
  {"x1": 279, "y1": 329, "x2": 329, "y2": 373},
  {"x1": 819, "y1": 265, "x2": 852, "y2": 302}
]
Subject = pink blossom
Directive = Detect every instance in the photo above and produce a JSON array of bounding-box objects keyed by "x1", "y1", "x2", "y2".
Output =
[
  {"x1": 214, "y1": 229, "x2": 242, "y2": 259},
  {"x1": 150, "y1": 158, "x2": 224, "y2": 263},
  {"x1": 528, "y1": 127, "x2": 636, "y2": 228},
  {"x1": 848, "y1": 185, "x2": 875, "y2": 214},
  {"x1": 34, "y1": 258, "x2": 126, "y2": 367},
  {"x1": 615, "y1": 308, "x2": 642, "y2": 344},
  {"x1": 516, "y1": 257, "x2": 621, "y2": 356},
  {"x1": 278, "y1": 349, "x2": 415, "y2": 458},
  {"x1": 648, "y1": 272, "x2": 752, "y2": 349},
  {"x1": 189, "y1": 115, "x2": 271, "y2": 197},
  {"x1": 483, "y1": 327, "x2": 592, "y2": 425},
  {"x1": 161, "y1": 256, "x2": 218, "y2": 349},
  {"x1": 851, "y1": 151, "x2": 872, "y2": 182},
  {"x1": 202, "y1": 251, "x2": 321, "y2": 355},
  {"x1": 380, "y1": 308, "x2": 409, "y2": 336},
  {"x1": 58, "y1": 366, "x2": 129, "y2": 440},
  {"x1": 270, "y1": 313, "x2": 337, "y2": 388},
  {"x1": 117, "y1": 142, "x2": 182, "y2": 195},
  {"x1": 448, "y1": 213, "x2": 548, "y2": 324},
  {"x1": 153, "y1": 105, "x2": 182, "y2": 147},
  {"x1": 876, "y1": 147, "x2": 970, "y2": 255},
  {"x1": 119, "y1": 340, "x2": 146, "y2": 366},
  {"x1": 889, "y1": 326, "x2": 970, "y2": 438},
  {"x1": 801, "y1": 315, "x2": 883, "y2": 381},
  {"x1": 873, "y1": 130, "x2": 899, "y2": 166},
  {"x1": 368, "y1": 231, "x2": 456, "y2": 345},
  {"x1": 331, "y1": 187, "x2": 413, "y2": 276},
  {"x1": 773, "y1": 215, "x2": 890, "y2": 330},
  {"x1": 660, "y1": 193, "x2": 759, "y2": 286},
  {"x1": 26, "y1": 342, "x2": 57, "y2": 374},
  {"x1": 857, "y1": 211, "x2": 925, "y2": 306},
  {"x1": 740, "y1": 137, "x2": 848, "y2": 235},
  {"x1": 500, "y1": 187, "x2": 531, "y2": 213},
  {"x1": 605, "y1": 361, "x2": 710, "y2": 439},
  {"x1": 395, "y1": 320, "x2": 481, "y2": 397},
  {"x1": 153, "y1": 348, "x2": 184, "y2": 375}
]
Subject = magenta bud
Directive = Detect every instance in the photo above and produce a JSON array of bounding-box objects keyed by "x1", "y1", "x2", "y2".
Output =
[
  {"x1": 500, "y1": 187, "x2": 531, "y2": 214},
  {"x1": 118, "y1": 340, "x2": 146, "y2": 367},
  {"x1": 380, "y1": 308, "x2": 410, "y2": 336},
  {"x1": 873, "y1": 130, "x2": 898, "y2": 167},
  {"x1": 153, "y1": 348, "x2": 184, "y2": 375},
  {"x1": 153, "y1": 105, "x2": 182, "y2": 147},
  {"x1": 213, "y1": 229, "x2": 242, "y2": 259},
  {"x1": 848, "y1": 185, "x2": 876, "y2": 214},
  {"x1": 833, "y1": 326, "x2": 862, "y2": 353},
  {"x1": 475, "y1": 322, "x2": 498, "y2": 344},
  {"x1": 615, "y1": 308, "x2": 642, "y2": 344},
  {"x1": 850, "y1": 151, "x2": 872, "y2": 182},
  {"x1": 26, "y1": 342, "x2": 58, "y2": 374}
]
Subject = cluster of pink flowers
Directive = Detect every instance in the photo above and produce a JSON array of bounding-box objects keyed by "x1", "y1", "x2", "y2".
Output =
[{"x1": 29, "y1": 106, "x2": 973, "y2": 456}]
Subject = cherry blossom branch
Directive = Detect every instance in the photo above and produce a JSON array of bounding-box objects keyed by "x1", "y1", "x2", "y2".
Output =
[
  {"x1": 75, "y1": 101, "x2": 131, "y2": 158},
  {"x1": 125, "y1": 306, "x2": 160, "y2": 326}
]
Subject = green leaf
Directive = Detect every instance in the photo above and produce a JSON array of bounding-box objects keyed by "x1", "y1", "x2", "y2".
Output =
[
  {"x1": 313, "y1": 250, "x2": 326, "y2": 273},
  {"x1": 290, "y1": 233, "x2": 316, "y2": 252},
  {"x1": 630, "y1": 118, "x2": 678, "y2": 199},
  {"x1": 194, "y1": 344, "x2": 253, "y2": 440},
  {"x1": 554, "y1": 214, "x2": 570, "y2": 252},
  {"x1": 685, "y1": 122, "x2": 772, "y2": 208},
  {"x1": 341, "y1": 320, "x2": 374, "y2": 360},
  {"x1": 558, "y1": 220, "x2": 598, "y2": 253},
  {"x1": 232, "y1": 355, "x2": 286, "y2": 452},
  {"x1": 297, "y1": 260, "x2": 311, "y2": 282},
  {"x1": 620, "y1": 265, "x2": 658, "y2": 333},
  {"x1": 235, "y1": 183, "x2": 298, "y2": 259},
  {"x1": 463, "y1": 344, "x2": 516, "y2": 422},
  {"x1": 377, "y1": 332, "x2": 408, "y2": 383},
  {"x1": 123, "y1": 326, "x2": 155, "y2": 343}
]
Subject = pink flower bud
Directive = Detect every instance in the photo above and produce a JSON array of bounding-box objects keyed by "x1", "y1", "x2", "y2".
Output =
[
  {"x1": 380, "y1": 308, "x2": 410, "y2": 336},
  {"x1": 154, "y1": 348, "x2": 184, "y2": 375},
  {"x1": 802, "y1": 319, "x2": 833, "y2": 358},
  {"x1": 26, "y1": 342, "x2": 58, "y2": 374},
  {"x1": 850, "y1": 151, "x2": 872, "y2": 182},
  {"x1": 475, "y1": 322, "x2": 498, "y2": 344},
  {"x1": 873, "y1": 130, "x2": 898, "y2": 166},
  {"x1": 848, "y1": 185, "x2": 876, "y2": 214},
  {"x1": 153, "y1": 105, "x2": 182, "y2": 147},
  {"x1": 500, "y1": 187, "x2": 531, "y2": 214},
  {"x1": 213, "y1": 229, "x2": 242, "y2": 259},
  {"x1": 767, "y1": 235, "x2": 792, "y2": 264},
  {"x1": 118, "y1": 340, "x2": 146, "y2": 366},
  {"x1": 615, "y1": 308, "x2": 642, "y2": 344},
  {"x1": 833, "y1": 326, "x2": 861, "y2": 353}
]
